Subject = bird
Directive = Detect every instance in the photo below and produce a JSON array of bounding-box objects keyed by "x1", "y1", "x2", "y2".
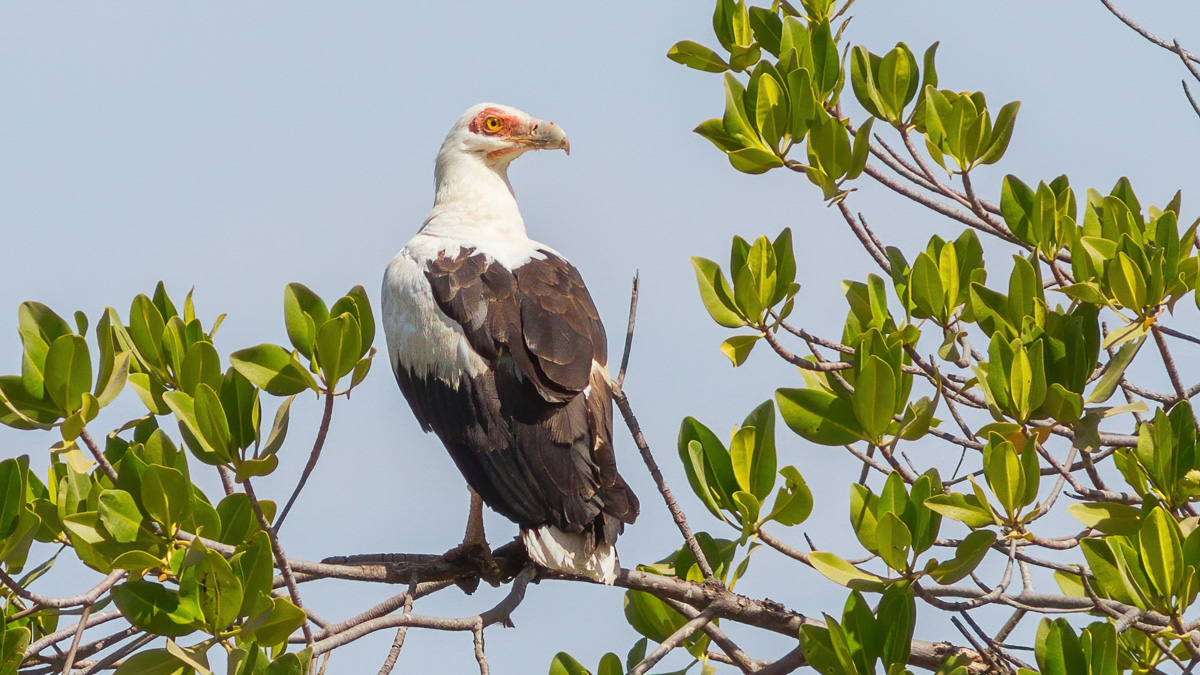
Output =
[{"x1": 382, "y1": 103, "x2": 639, "y2": 584}]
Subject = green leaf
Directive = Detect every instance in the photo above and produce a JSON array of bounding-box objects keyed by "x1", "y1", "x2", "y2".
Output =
[
  {"x1": 243, "y1": 597, "x2": 306, "y2": 647},
  {"x1": 624, "y1": 589, "x2": 688, "y2": 643},
  {"x1": 44, "y1": 334, "x2": 91, "y2": 414},
  {"x1": 112, "y1": 579, "x2": 201, "y2": 636},
  {"x1": 809, "y1": 551, "x2": 887, "y2": 591},
  {"x1": 113, "y1": 649, "x2": 190, "y2": 675},
  {"x1": 232, "y1": 531, "x2": 275, "y2": 616},
  {"x1": 767, "y1": 465, "x2": 813, "y2": 526},
  {"x1": 931, "y1": 530, "x2": 996, "y2": 584},
  {"x1": 983, "y1": 435, "x2": 1022, "y2": 517},
  {"x1": 314, "y1": 314, "x2": 361, "y2": 388},
  {"x1": 853, "y1": 355, "x2": 896, "y2": 442},
  {"x1": 128, "y1": 294, "x2": 166, "y2": 372},
  {"x1": 282, "y1": 283, "x2": 328, "y2": 359},
  {"x1": 549, "y1": 652, "x2": 592, "y2": 675},
  {"x1": 850, "y1": 46, "x2": 887, "y2": 121},
  {"x1": 1086, "y1": 337, "x2": 1145, "y2": 404},
  {"x1": 924, "y1": 493, "x2": 995, "y2": 527},
  {"x1": 720, "y1": 335, "x2": 760, "y2": 366},
  {"x1": 978, "y1": 101, "x2": 1020, "y2": 165},
  {"x1": 1080, "y1": 538, "x2": 1147, "y2": 609},
  {"x1": 668, "y1": 40, "x2": 730, "y2": 72},
  {"x1": 261, "y1": 395, "x2": 295, "y2": 458},
  {"x1": 186, "y1": 546, "x2": 244, "y2": 631},
  {"x1": 0, "y1": 457, "x2": 27, "y2": 539},
  {"x1": 1108, "y1": 252, "x2": 1148, "y2": 313},
  {"x1": 0, "y1": 625, "x2": 31, "y2": 675},
  {"x1": 596, "y1": 653, "x2": 622, "y2": 675},
  {"x1": 728, "y1": 146, "x2": 784, "y2": 174},
  {"x1": 845, "y1": 117, "x2": 874, "y2": 180},
  {"x1": 98, "y1": 489, "x2": 143, "y2": 544},
  {"x1": 1139, "y1": 506, "x2": 1183, "y2": 599},
  {"x1": 876, "y1": 511, "x2": 912, "y2": 571},
  {"x1": 335, "y1": 285, "x2": 376, "y2": 359},
  {"x1": 877, "y1": 43, "x2": 919, "y2": 120},
  {"x1": 678, "y1": 417, "x2": 738, "y2": 517},
  {"x1": 141, "y1": 464, "x2": 192, "y2": 530},
  {"x1": 194, "y1": 383, "x2": 232, "y2": 460},
  {"x1": 179, "y1": 341, "x2": 222, "y2": 397},
  {"x1": 1067, "y1": 502, "x2": 1140, "y2": 536},
  {"x1": 776, "y1": 387, "x2": 865, "y2": 445},
  {"x1": 230, "y1": 344, "x2": 320, "y2": 396},
  {"x1": 691, "y1": 257, "x2": 746, "y2": 328}
]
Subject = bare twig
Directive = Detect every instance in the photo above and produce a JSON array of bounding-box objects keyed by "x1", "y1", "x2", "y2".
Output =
[
  {"x1": 309, "y1": 567, "x2": 534, "y2": 655},
  {"x1": 617, "y1": 274, "x2": 639, "y2": 389},
  {"x1": 663, "y1": 599, "x2": 762, "y2": 674},
  {"x1": 835, "y1": 201, "x2": 891, "y2": 273},
  {"x1": 24, "y1": 612, "x2": 122, "y2": 658},
  {"x1": 377, "y1": 581, "x2": 420, "y2": 675},
  {"x1": 1152, "y1": 324, "x2": 1199, "y2": 430},
  {"x1": 244, "y1": 478, "x2": 315, "y2": 648},
  {"x1": 60, "y1": 605, "x2": 90, "y2": 674},
  {"x1": 0, "y1": 569, "x2": 123, "y2": 610},
  {"x1": 276, "y1": 390, "x2": 336, "y2": 532},
  {"x1": 217, "y1": 465, "x2": 236, "y2": 497},
  {"x1": 1100, "y1": 0, "x2": 1200, "y2": 64},
  {"x1": 612, "y1": 387, "x2": 715, "y2": 580},
  {"x1": 78, "y1": 429, "x2": 118, "y2": 484},
  {"x1": 630, "y1": 608, "x2": 718, "y2": 675},
  {"x1": 472, "y1": 622, "x2": 489, "y2": 675}
]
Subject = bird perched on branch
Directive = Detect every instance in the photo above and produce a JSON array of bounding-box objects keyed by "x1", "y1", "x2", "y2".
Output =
[{"x1": 382, "y1": 103, "x2": 639, "y2": 584}]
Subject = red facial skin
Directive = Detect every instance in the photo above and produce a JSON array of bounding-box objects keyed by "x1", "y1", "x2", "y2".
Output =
[{"x1": 468, "y1": 107, "x2": 524, "y2": 137}]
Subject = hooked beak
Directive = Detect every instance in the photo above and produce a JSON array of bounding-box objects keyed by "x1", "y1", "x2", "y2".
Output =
[{"x1": 517, "y1": 119, "x2": 570, "y2": 155}]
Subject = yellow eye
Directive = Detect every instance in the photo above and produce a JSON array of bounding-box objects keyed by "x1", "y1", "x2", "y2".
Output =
[{"x1": 483, "y1": 116, "x2": 503, "y2": 132}]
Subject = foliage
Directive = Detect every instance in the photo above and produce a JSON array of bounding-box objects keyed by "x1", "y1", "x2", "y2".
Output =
[{"x1": 4, "y1": 1, "x2": 1200, "y2": 674}]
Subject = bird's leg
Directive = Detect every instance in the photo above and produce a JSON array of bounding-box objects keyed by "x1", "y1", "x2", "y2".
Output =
[
  {"x1": 464, "y1": 488, "x2": 487, "y2": 550},
  {"x1": 444, "y1": 488, "x2": 502, "y2": 586}
]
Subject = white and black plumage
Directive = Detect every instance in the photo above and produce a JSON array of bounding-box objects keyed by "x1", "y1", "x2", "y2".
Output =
[{"x1": 382, "y1": 103, "x2": 639, "y2": 583}]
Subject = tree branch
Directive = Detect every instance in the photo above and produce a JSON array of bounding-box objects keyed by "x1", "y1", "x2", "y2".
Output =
[{"x1": 275, "y1": 390, "x2": 336, "y2": 532}]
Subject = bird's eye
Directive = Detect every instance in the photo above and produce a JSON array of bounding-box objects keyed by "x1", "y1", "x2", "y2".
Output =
[{"x1": 483, "y1": 116, "x2": 503, "y2": 133}]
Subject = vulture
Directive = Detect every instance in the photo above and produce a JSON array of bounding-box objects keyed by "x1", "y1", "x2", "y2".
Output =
[{"x1": 382, "y1": 103, "x2": 639, "y2": 583}]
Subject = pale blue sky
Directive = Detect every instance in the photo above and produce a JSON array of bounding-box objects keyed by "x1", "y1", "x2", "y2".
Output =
[{"x1": 2, "y1": 2, "x2": 1199, "y2": 673}]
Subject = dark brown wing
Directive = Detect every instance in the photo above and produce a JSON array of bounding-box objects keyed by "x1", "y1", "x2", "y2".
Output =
[{"x1": 399, "y1": 247, "x2": 637, "y2": 537}]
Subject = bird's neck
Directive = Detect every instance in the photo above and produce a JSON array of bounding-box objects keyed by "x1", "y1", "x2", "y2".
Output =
[{"x1": 426, "y1": 148, "x2": 527, "y2": 240}]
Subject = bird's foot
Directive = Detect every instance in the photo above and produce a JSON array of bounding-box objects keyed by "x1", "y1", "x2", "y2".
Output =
[{"x1": 443, "y1": 540, "x2": 503, "y2": 589}]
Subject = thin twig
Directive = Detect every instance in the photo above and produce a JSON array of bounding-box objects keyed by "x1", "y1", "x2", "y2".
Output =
[
  {"x1": 276, "y1": 390, "x2": 336, "y2": 532},
  {"x1": 244, "y1": 479, "x2": 315, "y2": 648},
  {"x1": 309, "y1": 567, "x2": 534, "y2": 656},
  {"x1": 376, "y1": 580, "x2": 419, "y2": 675},
  {"x1": 630, "y1": 608, "x2": 718, "y2": 675},
  {"x1": 1100, "y1": 0, "x2": 1200, "y2": 63},
  {"x1": 1152, "y1": 324, "x2": 1199, "y2": 431},
  {"x1": 0, "y1": 569, "x2": 123, "y2": 610},
  {"x1": 663, "y1": 598, "x2": 762, "y2": 674},
  {"x1": 472, "y1": 622, "x2": 489, "y2": 675},
  {"x1": 24, "y1": 612, "x2": 122, "y2": 658},
  {"x1": 59, "y1": 605, "x2": 91, "y2": 674},
  {"x1": 612, "y1": 387, "x2": 715, "y2": 580},
  {"x1": 78, "y1": 429, "x2": 118, "y2": 484},
  {"x1": 616, "y1": 274, "x2": 639, "y2": 389}
]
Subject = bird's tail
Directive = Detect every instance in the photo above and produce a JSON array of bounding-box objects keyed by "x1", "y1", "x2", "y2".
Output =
[{"x1": 521, "y1": 522, "x2": 620, "y2": 585}]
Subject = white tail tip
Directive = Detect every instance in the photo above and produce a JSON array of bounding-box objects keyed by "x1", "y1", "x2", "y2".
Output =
[{"x1": 521, "y1": 525, "x2": 619, "y2": 584}]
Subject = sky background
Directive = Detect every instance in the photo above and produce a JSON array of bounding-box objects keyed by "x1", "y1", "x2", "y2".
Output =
[{"x1": 2, "y1": 1, "x2": 1200, "y2": 673}]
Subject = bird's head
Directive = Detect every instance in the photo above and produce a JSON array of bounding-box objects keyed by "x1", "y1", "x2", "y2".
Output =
[{"x1": 440, "y1": 103, "x2": 570, "y2": 168}]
